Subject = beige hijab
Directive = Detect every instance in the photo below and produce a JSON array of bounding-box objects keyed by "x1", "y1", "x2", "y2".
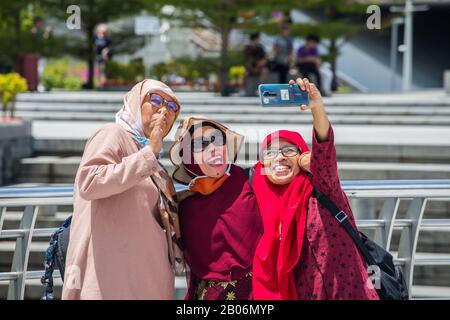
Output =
[{"x1": 115, "y1": 79, "x2": 180, "y2": 143}]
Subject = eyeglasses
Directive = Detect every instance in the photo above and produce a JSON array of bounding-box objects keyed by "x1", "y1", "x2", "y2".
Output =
[
  {"x1": 262, "y1": 145, "x2": 300, "y2": 160},
  {"x1": 191, "y1": 133, "x2": 226, "y2": 153},
  {"x1": 148, "y1": 93, "x2": 180, "y2": 113}
]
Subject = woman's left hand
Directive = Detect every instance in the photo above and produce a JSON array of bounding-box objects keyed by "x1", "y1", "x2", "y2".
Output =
[{"x1": 289, "y1": 78, "x2": 324, "y2": 112}]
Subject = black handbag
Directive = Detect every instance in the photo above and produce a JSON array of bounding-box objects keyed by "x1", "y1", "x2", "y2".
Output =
[{"x1": 313, "y1": 188, "x2": 409, "y2": 300}]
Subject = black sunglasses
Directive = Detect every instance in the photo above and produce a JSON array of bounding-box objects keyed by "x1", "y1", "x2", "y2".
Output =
[{"x1": 191, "y1": 133, "x2": 226, "y2": 153}]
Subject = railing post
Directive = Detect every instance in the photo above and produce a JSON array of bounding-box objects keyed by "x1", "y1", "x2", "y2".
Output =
[
  {"x1": 0, "y1": 206, "x2": 6, "y2": 231},
  {"x1": 397, "y1": 197, "x2": 427, "y2": 299},
  {"x1": 7, "y1": 205, "x2": 39, "y2": 300},
  {"x1": 374, "y1": 198, "x2": 400, "y2": 250}
]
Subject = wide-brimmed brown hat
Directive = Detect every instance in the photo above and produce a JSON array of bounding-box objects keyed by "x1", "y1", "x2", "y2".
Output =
[{"x1": 169, "y1": 116, "x2": 244, "y2": 185}]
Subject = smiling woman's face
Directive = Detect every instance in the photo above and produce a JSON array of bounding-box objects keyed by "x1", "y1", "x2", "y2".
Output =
[
  {"x1": 192, "y1": 126, "x2": 228, "y2": 178},
  {"x1": 262, "y1": 138, "x2": 301, "y2": 185}
]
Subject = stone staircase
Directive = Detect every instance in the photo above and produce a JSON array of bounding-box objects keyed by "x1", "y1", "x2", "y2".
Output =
[
  {"x1": 13, "y1": 90, "x2": 450, "y2": 183},
  {"x1": 2, "y1": 90, "x2": 450, "y2": 299}
]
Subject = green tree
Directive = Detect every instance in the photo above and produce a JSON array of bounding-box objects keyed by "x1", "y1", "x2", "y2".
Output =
[
  {"x1": 158, "y1": 0, "x2": 292, "y2": 96},
  {"x1": 256, "y1": 0, "x2": 374, "y2": 91},
  {"x1": 39, "y1": 0, "x2": 156, "y2": 89},
  {"x1": 0, "y1": 1, "x2": 63, "y2": 69},
  {"x1": 297, "y1": 0, "x2": 370, "y2": 90}
]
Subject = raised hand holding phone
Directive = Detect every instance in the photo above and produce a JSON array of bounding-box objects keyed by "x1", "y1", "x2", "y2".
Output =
[
  {"x1": 291, "y1": 77, "x2": 330, "y2": 142},
  {"x1": 258, "y1": 83, "x2": 309, "y2": 107},
  {"x1": 289, "y1": 78, "x2": 323, "y2": 111}
]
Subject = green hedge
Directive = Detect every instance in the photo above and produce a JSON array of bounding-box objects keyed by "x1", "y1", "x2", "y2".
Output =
[
  {"x1": 105, "y1": 60, "x2": 144, "y2": 82},
  {"x1": 41, "y1": 58, "x2": 84, "y2": 91}
]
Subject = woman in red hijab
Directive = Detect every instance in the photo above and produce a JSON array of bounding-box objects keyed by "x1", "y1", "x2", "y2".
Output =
[
  {"x1": 170, "y1": 117, "x2": 263, "y2": 300},
  {"x1": 252, "y1": 78, "x2": 379, "y2": 300}
]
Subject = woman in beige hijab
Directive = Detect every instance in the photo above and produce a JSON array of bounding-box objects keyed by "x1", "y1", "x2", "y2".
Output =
[{"x1": 62, "y1": 79, "x2": 181, "y2": 300}]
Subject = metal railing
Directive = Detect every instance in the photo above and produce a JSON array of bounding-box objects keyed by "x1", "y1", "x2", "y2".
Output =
[{"x1": 1, "y1": 180, "x2": 450, "y2": 300}]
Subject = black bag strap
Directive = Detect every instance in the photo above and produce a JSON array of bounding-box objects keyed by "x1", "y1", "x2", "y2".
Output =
[{"x1": 312, "y1": 188, "x2": 377, "y2": 267}]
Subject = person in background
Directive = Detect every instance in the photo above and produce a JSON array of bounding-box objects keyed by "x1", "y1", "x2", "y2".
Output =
[
  {"x1": 296, "y1": 34, "x2": 322, "y2": 94},
  {"x1": 244, "y1": 33, "x2": 269, "y2": 87},
  {"x1": 17, "y1": 16, "x2": 52, "y2": 92},
  {"x1": 31, "y1": 16, "x2": 53, "y2": 92},
  {"x1": 272, "y1": 23, "x2": 294, "y2": 83},
  {"x1": 94, "y1": 23, "x2": 112, "y2": 89},
  {"x1": 319, "y1": 62, "x2": 333, "y2": 97}
]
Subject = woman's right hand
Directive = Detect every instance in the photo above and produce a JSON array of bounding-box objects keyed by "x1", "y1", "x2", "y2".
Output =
[{"x1": 149, "y1": 121, "x2": 164, "y2": 155}]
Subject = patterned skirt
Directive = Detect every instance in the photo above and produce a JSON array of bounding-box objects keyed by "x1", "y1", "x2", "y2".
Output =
[{"x1": 195, "y1": 271, "x2": 253, "y2": 300}]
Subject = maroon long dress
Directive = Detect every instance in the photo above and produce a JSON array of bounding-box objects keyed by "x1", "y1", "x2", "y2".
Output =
[{"x1": 294, "y1": 125, "x2": 379, "y2": 299}]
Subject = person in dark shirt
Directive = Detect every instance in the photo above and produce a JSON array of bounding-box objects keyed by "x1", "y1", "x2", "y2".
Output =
[
  {"x1": 94, "y1": 23, "x2": 112, "y2": 88},
  {"x1": 244, "y1": 33, "x2": 269, "y2": 85},
  {"x1": 272, "y1": 23, "x2": 294, "y2": 83},
  {"x1": 297, "y1": 34, "x2": 322, "y2": 93}
]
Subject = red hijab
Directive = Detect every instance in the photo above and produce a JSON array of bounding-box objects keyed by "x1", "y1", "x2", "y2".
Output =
[{"x1": 252, "y1": 130, "x2": 314, "y2": 299}]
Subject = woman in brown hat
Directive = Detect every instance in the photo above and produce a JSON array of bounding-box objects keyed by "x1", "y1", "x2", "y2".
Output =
[{"x1": 170, "y1": 117, "x2": 264, "y2": 300}]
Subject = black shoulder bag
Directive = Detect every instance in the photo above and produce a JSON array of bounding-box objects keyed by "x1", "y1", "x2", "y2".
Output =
[{"x1": 312, "y1": 188, "x2": 409, "y2": 300}]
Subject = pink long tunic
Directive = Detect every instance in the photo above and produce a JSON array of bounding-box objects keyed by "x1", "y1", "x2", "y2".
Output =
[{"x1": 62, "y1": 123, "x2": 174, "y2": 300}]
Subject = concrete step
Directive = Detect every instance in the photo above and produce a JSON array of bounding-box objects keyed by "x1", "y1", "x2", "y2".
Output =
[
  {"x1": 2, "y1": 229, "x2": 448, "y2": 263},
  {"x1": 2, "y1": 234, "x2": 450, "y2": 270},
  {"x1": 15, "y1": 90, "x2": 450, "y2": 107},
  {"x1": 2, "y1": 210, "x2": 449, "y2": 299},
  {"x1": 16, "y1": 101, "x2": 450, "y2": 115},
  {"x1": 0, "y1": 211, "x2": 72, "y2": 230},
  {"x1": 411, "y1": 285, "x2": 450, "y2": 299},
  {"x1": 16, "y1": 110, "x2": 450, "y2": 125},
  {"x1": 30, "y1": 121, "x2": 450, "y2": 160},
  {"x1": 16, "y1": 156, "x2": 450, "y2": 185},
  {"x1": 2, "y1": 280, "x2": 448, "y2": 300},
  {"x1": 1, "y1": 237, "x2": 449, "y2": 297},
  {"x1": 0, "y1": 276, "x2": 188, "y2": 300},
  {"x1": 31, "y1": 140, "x2": 450, "y2": 169}
]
